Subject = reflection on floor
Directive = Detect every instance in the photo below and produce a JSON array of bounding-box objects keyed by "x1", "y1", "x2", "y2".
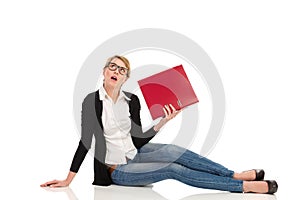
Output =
[{"x1": 42, "y1": 185, "x2": 277, "y2": 200}]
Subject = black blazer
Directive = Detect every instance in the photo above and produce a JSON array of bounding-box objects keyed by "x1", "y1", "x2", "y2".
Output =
[{"x1": 70, "y1": 90, "x2": 157, "y2": 186}]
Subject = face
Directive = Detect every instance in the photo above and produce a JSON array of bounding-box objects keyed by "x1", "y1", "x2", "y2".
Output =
[{"x1": 103, "y1": 58, "x2": 129, "y2": 89}]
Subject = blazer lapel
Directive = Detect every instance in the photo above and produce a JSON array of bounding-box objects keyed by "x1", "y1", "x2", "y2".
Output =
[{"x1": 94, "y1": 90, "x2": 103, "y2": 130}]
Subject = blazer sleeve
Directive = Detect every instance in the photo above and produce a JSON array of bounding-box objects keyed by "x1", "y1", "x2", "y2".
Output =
[
  {"x1": 129, "y1": 94, "x2": 158, "y2": 149},
  {"x1": 70, "y1": 93, "x2": 95, "y2": 173}
]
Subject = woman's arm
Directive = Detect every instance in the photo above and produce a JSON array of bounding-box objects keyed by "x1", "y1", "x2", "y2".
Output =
[{"x1": 41, "y1": 93, "x2": 95, "y2": 187}]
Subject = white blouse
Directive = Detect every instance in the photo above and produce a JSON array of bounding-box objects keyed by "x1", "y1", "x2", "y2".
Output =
[{"x1": 99, "y1": 86, "x2": 137, "y2": 165}]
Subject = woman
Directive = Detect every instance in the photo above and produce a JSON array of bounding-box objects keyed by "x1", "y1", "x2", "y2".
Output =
[{"x1": 41, "y1": 55, "x2": 278, "y2": 194}]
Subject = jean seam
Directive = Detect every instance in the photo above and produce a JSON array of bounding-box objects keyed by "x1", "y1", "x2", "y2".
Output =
[
  {"x1": 171, "y1": 172, "x2": 243, "y2": 192},
  {"x1": 177, "y1": 156, "x2": 230, "y2": 177}
]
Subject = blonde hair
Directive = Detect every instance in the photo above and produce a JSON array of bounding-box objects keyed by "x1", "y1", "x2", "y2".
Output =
[{"x1": 104, "y1": 55, "x2": 131, "y2": 77}]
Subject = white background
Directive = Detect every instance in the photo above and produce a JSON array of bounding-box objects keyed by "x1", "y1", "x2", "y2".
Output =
[{"x1": 0, "y1": 0, "x2": 299, "y2": 199}]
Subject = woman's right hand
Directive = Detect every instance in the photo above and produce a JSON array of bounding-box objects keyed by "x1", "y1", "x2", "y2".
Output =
[
  {"x1": 40, "y1": 171, "x2": 76, "y2": 188},
  {"x1": 40, "y1": 179, "x2": 70, "y2": 188}
]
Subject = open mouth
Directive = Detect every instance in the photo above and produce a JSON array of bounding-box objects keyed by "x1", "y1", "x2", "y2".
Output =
[{"x1": 111, "y1": 76, "x2": 118, "y2": 81}]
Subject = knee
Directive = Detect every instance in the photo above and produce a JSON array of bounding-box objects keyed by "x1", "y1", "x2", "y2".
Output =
[
  {"x1": 164, "y1": 144, "x2": 185, "y2": 154},
  {"x1": 168, "y1": 163, "x2": 185, "y2": 172}
]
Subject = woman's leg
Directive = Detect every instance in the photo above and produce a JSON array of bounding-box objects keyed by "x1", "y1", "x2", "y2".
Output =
[
  {"x1": 135, "y1": 143, "x2": 234, "y2": 177},
  {"x1": 111, "y1": 161, "x2": 243, "y2": 192}
]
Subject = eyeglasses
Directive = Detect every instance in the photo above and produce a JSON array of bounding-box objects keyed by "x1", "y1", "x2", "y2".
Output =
[{"x1": 106, "y1": 62, "x2": 129, "y2": 76}]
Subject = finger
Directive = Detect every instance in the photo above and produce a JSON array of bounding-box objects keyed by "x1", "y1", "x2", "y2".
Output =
[
  {"x1": 42, "y1": 180, "x2": 57, "y2": 187},
  {"x1": 169, "y1": 104, "x2": 176, "y2": 113},
  {"x1": 163, "y1": 107, "x2": 168, "y2": 117},
  {"x1": 40, "y1": 182, "x2": 47, "y2": 187},
  {"x1": 45, "y1": 180, "x2": 60, "y2": 187},
  {"x1": 41, "y1": 183, "x2": 53, "y2": 187},
  {"x1": 164, "y1": 104, "x2": 171, "y2": 115},
  {"x1": 41, "y1": 183, "x2": 52, "y2": 187}
]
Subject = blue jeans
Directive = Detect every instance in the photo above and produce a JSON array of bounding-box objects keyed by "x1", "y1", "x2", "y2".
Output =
[{"x1": 110, "y1": 143, "x2": 243, "y2": 192}]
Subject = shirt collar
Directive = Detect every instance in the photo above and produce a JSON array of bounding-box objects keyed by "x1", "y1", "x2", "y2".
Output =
[{"x1": 99, "y1": 86, "x2": 131, "y2": 101}]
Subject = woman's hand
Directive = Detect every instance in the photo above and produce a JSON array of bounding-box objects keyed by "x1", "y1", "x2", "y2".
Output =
[
  {"x1": 40, "y1": 171, "x2": 75, "y2": 188},
  {"x1": 40, "y1": 179, "x2": 70, "y2": 188},
  {"x1": 163, "y1": 104, "x2": 181, "y2": 122},
  {"x1": 154, "y1": 104, "x2": 181, "y2": 132}
]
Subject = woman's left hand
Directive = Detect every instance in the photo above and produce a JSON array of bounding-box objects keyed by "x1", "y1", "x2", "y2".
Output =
[
  {"x1": 163, "y1": 104, "x2": 181, "y2": 122},
  {"x1": 154, "y1": 104, "x2": 181, "y2": 132}
]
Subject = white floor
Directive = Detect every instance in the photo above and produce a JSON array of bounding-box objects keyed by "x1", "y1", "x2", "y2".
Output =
[{"x1": 39, "y1": 184, "x2": 278, "y2": 200}]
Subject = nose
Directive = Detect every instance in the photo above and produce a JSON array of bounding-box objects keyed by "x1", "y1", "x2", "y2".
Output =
[{"x1": 113, "y1": 70, "x2": 119, "y2": 75}]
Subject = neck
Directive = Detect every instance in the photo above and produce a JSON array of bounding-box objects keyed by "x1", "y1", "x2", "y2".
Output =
[{"x1": 103, "y1": 83, "x2": 120, "y2": 102}]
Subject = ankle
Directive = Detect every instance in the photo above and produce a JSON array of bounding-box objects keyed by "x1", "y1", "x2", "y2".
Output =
[
  {"x1": 234, "y1": 170, "x2": 256, "y2": 181},
  {"x1": 233, "y1": 172, "x2": 240, "y2": 180}
]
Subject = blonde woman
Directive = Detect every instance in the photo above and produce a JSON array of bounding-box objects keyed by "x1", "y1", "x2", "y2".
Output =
[{"x1": 41, "y1": 55, "x2": 278, "y2": 194}]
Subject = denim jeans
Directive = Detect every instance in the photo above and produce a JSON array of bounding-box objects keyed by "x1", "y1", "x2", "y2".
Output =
[{"x1": 110, "y1": 143, "x2": 243, "y2": 192}]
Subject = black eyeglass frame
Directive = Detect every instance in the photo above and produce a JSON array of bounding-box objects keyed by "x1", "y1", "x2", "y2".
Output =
[{"x1": 106, "y1": 62, "x2": 129, "y2": 76}]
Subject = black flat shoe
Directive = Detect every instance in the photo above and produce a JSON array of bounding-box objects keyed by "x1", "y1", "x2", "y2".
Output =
[
  {"x1": 266, "y1": 180, "x2": 278, "y2": 194},
  {"x1": 254, "y1": 169, "x2": 265, "y2": 181}
]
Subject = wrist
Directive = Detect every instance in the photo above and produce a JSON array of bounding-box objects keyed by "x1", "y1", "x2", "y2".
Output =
[
  {"x1": 64, "y1": 179, "x2": 71, "y2": 185},
  {"x1": 153, "y1": 125, "x2": 159, "y2": 132},
  {"x1": 159, "y1": 118, "x2": 168, "y2": 127},
  {"x1": 65, "y1": 171, "x2": 76, "y2": 184},
  {"x1": 154, "y1": 118, "x2": 168, "y2": 132}
]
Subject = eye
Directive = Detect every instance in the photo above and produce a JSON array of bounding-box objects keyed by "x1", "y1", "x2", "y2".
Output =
[
  {"x1": 120, "y1": 67, "x2": 128, "y2": 75},
  {"x1": 109, "y1": 63, "x2": 117, "y2": 69}
]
